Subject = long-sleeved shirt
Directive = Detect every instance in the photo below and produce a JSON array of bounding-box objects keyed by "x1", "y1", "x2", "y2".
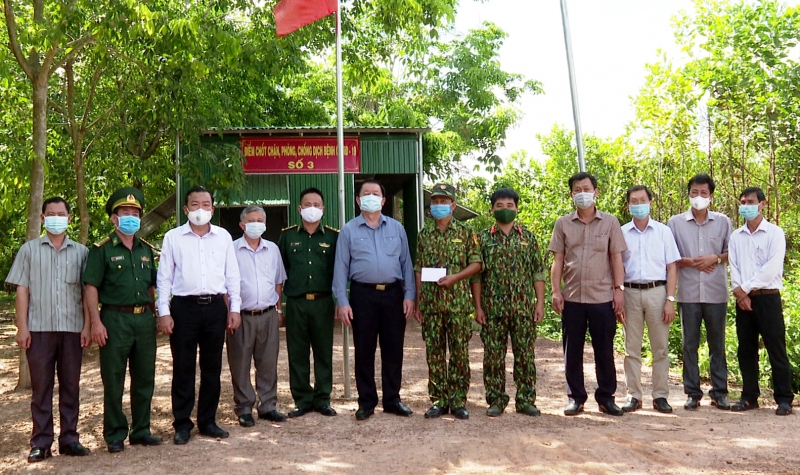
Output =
[
  {"x1": 234, "y1": 237, "x2": 286, "y2": 310},
  {"x1": 621, "y1": 218, "x2": 681, "y2": 283},
  {"x1": 728, "y1": 218, "x2": 785, "y2": 293}
]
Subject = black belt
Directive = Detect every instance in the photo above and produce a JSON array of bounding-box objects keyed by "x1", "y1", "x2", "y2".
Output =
[
  {"x1": 241, "y1": 306, "x2": 276, "y2": 316},
  {"x1": 103, "y1": 304, "x2": 153, "y2": 315},
  {"x1": 352, "y1": 280, "x2": 401, "y2": 291},
  {"x1": 624, "y1": 281, "x2": 666, "y2": 290},
  {"x1": 749, "y1": 288, "x2": 780, "y2": 297},
  {"x1": 172, "y1": 294, "x2": 224, "y2": 305}
]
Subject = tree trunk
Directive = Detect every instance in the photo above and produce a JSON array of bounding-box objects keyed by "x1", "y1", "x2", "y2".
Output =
[{"x1": 74, "y1": 138, "x2": 89, "y2": 244}]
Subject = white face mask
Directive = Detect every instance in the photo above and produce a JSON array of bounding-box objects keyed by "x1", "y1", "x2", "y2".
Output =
[
  {"x1": 300, "y1": 206, "x2": 323, "y2": 223},
  {"x1": 572, "y1": 192, "x2": 595, "y2": 210},
  {"x1": 187, "y1": 208, "x2": 213, "y2": 226},
  {"x1": 43, "y1": 216, "x2": 69, "y2": 235},
  {"x1": 243, "y1": 222, "x2": 266, "y2": 239},
  {"x1": 359, "y1": 194, "x2": 383, "y2": 213},
  {"x1": 690, "y1": 196, "x2": 711, "y2": 211}
]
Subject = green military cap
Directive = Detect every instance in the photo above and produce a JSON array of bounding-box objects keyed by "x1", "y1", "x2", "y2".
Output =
[
  {"x1": 106, "y1": 187, "x2": 145, "y2": 215},
  {"x1": 430, "y1": 183, "x2": 456, "y2": 200}
]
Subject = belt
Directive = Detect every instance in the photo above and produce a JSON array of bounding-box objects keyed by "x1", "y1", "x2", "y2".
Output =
[
  {"x1": 624, "y1": 281, "x2": 666, "y2": 290},
  {"x1": 352, "y1": 280, "x2": 401, "y2": 291},
  {"x1": 301, "y1": 292, "x2": 331, "y2": 301},
  {"x1": 103, "y1": 304, "x2": 151, "y2": 315},
  {"x1": 241, "y1": 306, "x2": 276, "y2": 316},
  {"x1": 749, "y1": 288, "x2": 780, "y2": 296},
  {"x1": 173, "y1": 294, "x2": 224, "y2": 305}
]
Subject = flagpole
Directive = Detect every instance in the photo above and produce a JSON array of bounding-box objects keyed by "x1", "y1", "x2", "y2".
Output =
[{"x1": 560, "y1": 0, "x2": 586, "y2": 172}]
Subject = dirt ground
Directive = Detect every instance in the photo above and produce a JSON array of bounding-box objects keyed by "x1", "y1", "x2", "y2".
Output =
[{"x1": 1, "y1": 307, "x2": 798, "y2": 475}]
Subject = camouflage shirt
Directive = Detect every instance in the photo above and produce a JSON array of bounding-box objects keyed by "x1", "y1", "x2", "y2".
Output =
[{"x1": 415, "y1": 218, "x2": 482, "y2": 315}]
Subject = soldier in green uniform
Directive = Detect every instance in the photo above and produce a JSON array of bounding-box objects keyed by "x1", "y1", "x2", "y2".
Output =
[
  {"x1": 415, "y1": 184, "x2": 482, "y2": 420},
  {"x1": 277, "y1": 187, "x2": 339, "y2": 417},
  {"x1": 84, "y1": 187, "x2": 162, "y2": 452},
  {"x1": 471, "y1": 188, "x2": 546, "y2": 417}
]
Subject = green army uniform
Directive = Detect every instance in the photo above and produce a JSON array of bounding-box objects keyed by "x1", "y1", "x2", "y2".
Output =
[
  {"x1": 82, "y1": 188, "x2": 158, "y2": 444},
  {"x1": 474, "y1": 223, "x2": 545, "y2": 410},
  {"x1": 278, "y1": 224, "x2": 338, "y2": 410},
  {"x1": 415, "y1": 218, "x2": 482, "y2": 409}
]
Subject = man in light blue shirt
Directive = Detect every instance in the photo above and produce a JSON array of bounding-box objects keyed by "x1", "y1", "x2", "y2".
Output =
[{"x1": 333, "y1": 179, "x2": 415, "y2": 421}]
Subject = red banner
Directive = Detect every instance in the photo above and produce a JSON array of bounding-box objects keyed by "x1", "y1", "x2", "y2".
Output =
[{"x1": 241, "y1": 137, "x2": 361, "y2": 174}]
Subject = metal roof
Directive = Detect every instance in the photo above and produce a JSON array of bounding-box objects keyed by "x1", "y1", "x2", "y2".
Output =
[{"x1": 202, "y1": 126, "x2": 431, "y2": 136}]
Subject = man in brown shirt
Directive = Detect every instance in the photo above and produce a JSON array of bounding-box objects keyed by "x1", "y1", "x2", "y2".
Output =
[{"x1": 549, "y1": 172, "x2": 627, "y2": 416}]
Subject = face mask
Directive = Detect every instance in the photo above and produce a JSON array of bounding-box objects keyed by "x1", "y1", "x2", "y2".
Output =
[
  {"x1": 690, "y1": 196, "x2": 711, "y2": 211},
  {"x1": 43, "y1": 216, "x2": 69, "y2": 235},
  {"x1": 359, "y1": 194, "x2": 383, "y2": 213},
  {"x1": 430, "y1": 204, "x2": 452, "y2": 220},
  {"x1": 739, "y1": 204, "x2": 759, "y2": 222},
  {"x1": 493, "y1": 208, "x2": 517, "y2": 224},
  {"x1": 187, "y1": 208, "x2": 213, "y2": 226},
  {"x1": 300, "y1": 206, "x2": 323, "y2": 223},
  {"x1": 117, "y1": 215, "x2": 141, "y2": 236},
  {"x1": 244, "y1": 222, "x2": 266, "y2": 239},
  {"x1": 629, "y1": 203, "x2": 650, "y2": 220},
  {"x1": 573, "y1": 192, "x2": 595, "y2": 209}
]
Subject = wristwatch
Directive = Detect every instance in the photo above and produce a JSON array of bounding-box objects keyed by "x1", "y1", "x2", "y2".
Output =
[
  {"x1": 615, "y1": 284, "x2": 625, "y2": 291},
  {"x1": 716, "y1": 255, "x2": 722, "y2": 264},
  {"x1": 276, "y1": 309, "x2": 283, "y2": 314},
  {"x1": 667, "y1": 296, "x2": 676, "y2": 302}
]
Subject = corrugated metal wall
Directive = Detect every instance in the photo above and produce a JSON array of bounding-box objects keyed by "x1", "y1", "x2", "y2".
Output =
[
  {"x1": 360, "y1": 135, "x2": 419, "y2": 174},
  {"x1": 287, "y1": 174, "x2": 355, "y2": 230}
]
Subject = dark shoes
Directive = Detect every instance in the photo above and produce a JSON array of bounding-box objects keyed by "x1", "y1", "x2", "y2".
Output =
[
  {"x1": 563, "y1": 401, "x2": 584, "y2": 416},
  {"x1": 598, "y1": 401, "x2": 624, "y2": 416},
  {"x1": 452, "y1": 407, "x2": 469, "y2": 420},
  {"x1": 776, "y1": 403, "x2": 793, "y2": 416},
  {"x1": 622, "y1": 398, "x2": 642, "y2": 413},
  {"x1": 355, "y1": 406, "x2": 375, "y2": 421},
  {"x1": 711, "y1": 396, "x2": 731, "y2": 410},
  {"x1": 486, "y1": 405, "x2": 504, "y2": 417},
  {"x1": 424, "y1": 404, "x2": 447, "y2": 419},
  {"x1": 27, "y1": 446, "x2": 52, "y2": 463},
  {"x1": 60, "y1": 441, "x2": 91, "y2": 456},
  {"x1": 315, "y1": 405, "x2": 337, "y2": 417},
  {"x1": 288, "y1": 407, "x2": 312, "y2": 418},
  {"x1": 199, "y1": 424, "x2": 229, "y2": 439},
  {"x1": 384, "y1": 402, "x2": 413, "y2": 417},
  {"x1": 259, "y1": 410, "x2": 288, "y2": 422},
  {"x1": 238, "y1": 414, "x2": 256, "y2": 427},
  {"x1": 107, "y1": 440, "x2": 125, "y2": 453},
  {"x1": 684, "y1": 396, "x2": 700, "y2": 411},
  {"x1": 653, "y1": 398, "x2": 673, "y2": 413},
  {"x1": 731, "y1": 399, "x2": 759, "y2": 412},
  {"x1": 130, "y1": 434, "x2": 163, "y2": 446},
  {"x1": 516, "y1": 404, "x2": 541, "y2": 417},
  {"x1": 173, "y1": 429, "x2": 191, "y2": 445}
]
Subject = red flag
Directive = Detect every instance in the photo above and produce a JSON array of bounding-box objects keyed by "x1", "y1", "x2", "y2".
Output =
[{"x1": 273, "y1": 0, "x2": 338, "y2": 37}]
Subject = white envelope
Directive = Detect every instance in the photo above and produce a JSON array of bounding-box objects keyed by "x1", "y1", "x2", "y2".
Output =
[{"x1": 421, "y1": 267, "x2": 447, "y2": 282}]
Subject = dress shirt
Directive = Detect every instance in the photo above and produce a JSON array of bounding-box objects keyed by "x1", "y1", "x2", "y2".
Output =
[
  {"x1": 667, "y1": 210, "x2": 732, "y2": 304},
  {"x1": 157, "y1": 222, "x2": 241, "y2": 315},
  {"x1": 332, "y1": 214, "x2": 415, "y2": 307},
  {"x1": 728, "y1": 218, "x2": 785, "y2": 293},
  {"x1": 234, "y1": 237, "x2": 286, "y2": 310},
  {"x1": 621, "y1": 218, "x2": 681, "y2": 283},
  {"x1": 5, "y1": 236, "x2": 88, "y2": 332}
]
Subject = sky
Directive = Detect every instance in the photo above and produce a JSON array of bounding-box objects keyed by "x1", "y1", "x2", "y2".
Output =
[{"x1": 454, "y1": 0, "x2": 697, "y2": 161}]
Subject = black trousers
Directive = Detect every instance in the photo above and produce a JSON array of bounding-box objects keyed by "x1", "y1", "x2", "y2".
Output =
[
  {"x1": 562, "y1": 301, "x2": 618, "y2": 405},
  {"x1": 169, "y1": 296, "x2": 227, "y2": 431},
  {"x1": 350, "y1": 282, "x2": 407, "y2": 409},
  {"x1": 736, "y1": 293, "x2": 794, "y2": 405}
]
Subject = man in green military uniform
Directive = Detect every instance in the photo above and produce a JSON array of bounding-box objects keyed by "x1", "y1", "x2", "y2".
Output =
[
  {"x1": 84, "y1": 187, "x2": 162, "y2": 452},
  {"x1": 278, "y1": 187, "x2": 339, "y2": 417},
  {"x1": 415, "y1": 184, "x2": 482, "y2": 420},
  {"x1": 472, "y1": 188, "x2": 545, "y2": 417}
]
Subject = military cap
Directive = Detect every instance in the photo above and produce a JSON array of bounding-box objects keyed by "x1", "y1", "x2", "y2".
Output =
[
  {"x1": 106, "y1": 187, "x2": 145, "y2": 215},
  {"x1": 430, "y1": 183, "x2": 456, "y2": 200}
]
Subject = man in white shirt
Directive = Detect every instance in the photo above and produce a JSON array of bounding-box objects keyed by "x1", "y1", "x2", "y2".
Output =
[
  {"x1": 619, "y1": 186, "x2": 681, "y2": 414},
  {"x1": 228, "y1": 206, "x2": 288, "y2": 427},
  {"x1": 728, "y1": 186, "x2": 793, "y2": 416},
  {"x1": 156, "y1": 185, "x2": 242, "y2": 444}
]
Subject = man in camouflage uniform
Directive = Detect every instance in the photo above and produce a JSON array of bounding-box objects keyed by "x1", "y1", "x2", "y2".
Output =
[
  {"x1": 415, "y1": 184, "x2": 482, "y2": 420},
  {"x1": 472, "y1": 188, "x2": 545, "y2": 417}
]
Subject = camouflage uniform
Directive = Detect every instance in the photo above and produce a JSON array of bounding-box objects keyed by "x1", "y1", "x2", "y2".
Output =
[
  {"x1": 474, "y1": 223, "x2": 545, "y2": 410},
  {"x1": 415, "y1": 218, "x2": 482, "y2": 409}
]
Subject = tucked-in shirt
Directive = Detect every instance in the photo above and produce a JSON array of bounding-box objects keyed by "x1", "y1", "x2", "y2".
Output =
[
  {"x1": 83, "y1": 233, "x2": 157, "y2": 306},
  {"x1": 621, "y1": 218, "x2": 681, "y2": 283},
  {"x1": 728, "y1": 218, "x2": 785, "y2": 293},
  {"x1": 234, "y1": 237, "x2": 286, "y2": 310},
  {"x1": 415, "y1": 218, "x2": 482, "y2": 315},
  {"x1": 5, "y1": 235, "x2": 88, "y2": 332},
  {"x1": 332, "y1": 214, "x2": 415, "y2": 307},
  {"x1": 157, "y1": 222, "x2": 241, "y2": 315},
  {"x1": 549, "y1": 209, "x2": 627, "y2": 304},
  {"x1": 667, "y1": 210, "x2": 732, "y2": 304},
  {"x1": 278, "y1": 224, "x2": 338, "y2": 298}
]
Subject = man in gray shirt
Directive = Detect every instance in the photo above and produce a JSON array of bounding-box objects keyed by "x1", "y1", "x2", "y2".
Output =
[
  {"x1": 333, "y1": 179, "x2": 416, "y2": 421},
  {"x1": 667, "y1": 174, "x2": 733, "y2": 411},
  {"x1": 5, "y1": 197, "x2": 91, "y2": 463}
]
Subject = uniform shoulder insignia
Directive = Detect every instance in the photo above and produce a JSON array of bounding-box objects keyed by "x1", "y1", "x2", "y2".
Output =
[
  {"x1": 139, "y1": 238, "x2": 160, "y2": 252},
  {"x1": 282, "y1": 225, "x2": 298, "y2": 232},
  {"x1": 94, "y1": 237, "x2": 110, "y2": 247},
  {"x1": 324, "y1": 225, "x2": 339, "y2": 233}
]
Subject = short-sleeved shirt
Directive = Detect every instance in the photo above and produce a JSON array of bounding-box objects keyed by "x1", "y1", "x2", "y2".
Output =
[
  {"x1": 473, "y1": 223, "x2": 545, "y2": 316},
  {"x1": 234, "y1": 237, "x2": 287, "y2": 309},
  {"x1": 621, "y1": 218, "x2": 681, "y2": 283},
  {"x1": 278, "y1": 225, "x2": 338, "y2": 298},
  {"x1": 549, "y1": 209, "x2": 627, "y2": 304},
  {"x1": 83, "y1": 232, "x2": 157, "y2": 307},
  {"x1": 5, "y1": 235, "x2": 88, "y2": 332},
  {"x1": 667, "y1": 210, "x2": 732, "y2": 304},
  {"x1": 414, "y1": 218, "x2": 482, "y2": 315}
]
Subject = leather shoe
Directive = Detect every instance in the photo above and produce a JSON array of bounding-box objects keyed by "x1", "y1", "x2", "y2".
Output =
[
  {"x1": 731, "y1": 399, "x2": 759, "y2": 412},
  {"x1": 355, "y1": 406, "x2": 374, "y2": 421},
  {"x1": 173, "y1": 429, "x2": 191, "y2": 445},
  {"x1": 452, "y1": 407, "x2": 469, "y2": 420},
  {"x1": 130, "y1": 434, "x2": 163, "y2": 446},
  {"x1": 711, "y1": 396, "x2": 731, "y2": 410},
  {"x1": 516, "y1": 404, "x2": 541, "y2": 417},
  {"x1": 27, "y1": 446, "x2": 51, "y2": 463},
  {"x1": 653, "y1": 398, "x2": 673, "y2": 413},
  {"x1": 598, "y1": 401, "x2": 624, "y2": 416},
  {"x1": 107, "y1": 440, "x2": 125, "y2": 453},
  {"x1": 259, "y1": 410, "x2": 288, "y2": 422},
  {"x1": 684, "y1": 396, "x2": 700, "y2": 411},
  {"x1": 237, "y1": 414, "x2": 256, "y2": 427},
  {"x1": 288, "y1": 407, "x2": 311, "y2": 418},
  {"x1": 776, "y1": 402, "x2": 793, "y2": 416},
  {"x1": 59, "y1": 441, "x2": 90, "y2": 456},
  {"x1": 563, "y1": 401, "x2": 584, "y2": 416},
  {"x1": 424, "y1": 404, "x2": 447, "y2": 419},
  {"x1": 199, "y1": 424, "x2": 229, "y2": 439},
  {"x1": 384, "y1": 402, "x2": 413, "y2": 417},
  {"x1": 486, "y1": 405, "x2": 504, "y2": 417},
  {"x1": 315, "y1": 405, "x2": 337, "y2": 417},
  {"x1": 622, "y1": 398, "x2": 642, "y2": 413}
]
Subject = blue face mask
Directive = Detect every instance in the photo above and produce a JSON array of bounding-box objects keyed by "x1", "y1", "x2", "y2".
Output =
[
  {"x1": 117, "y1": 215, "x2": 141, "y2": 235},
  {"x1": 430, "y1": 204, "x2": 452, "y2": 220},
  {"x1": 739, "y1": 204, "x2": 759, "y2": 222},
  {"x1": 43, "y1": 216, "x2": 69, "y2": 235},
  {"x1": 359, "y1": 194, "x2": 383, "y2": 213},
  {"x1": 629, "y1": 203, "x2": 650, "y2": 219}
]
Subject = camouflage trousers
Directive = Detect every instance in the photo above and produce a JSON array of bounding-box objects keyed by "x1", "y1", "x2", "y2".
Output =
[
  {"x1": 422, "y1": 312, "x2": 472, "y2": 408},
  {"x1": 480, "y1": 313, "x2": 537, "y2": 410}
]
